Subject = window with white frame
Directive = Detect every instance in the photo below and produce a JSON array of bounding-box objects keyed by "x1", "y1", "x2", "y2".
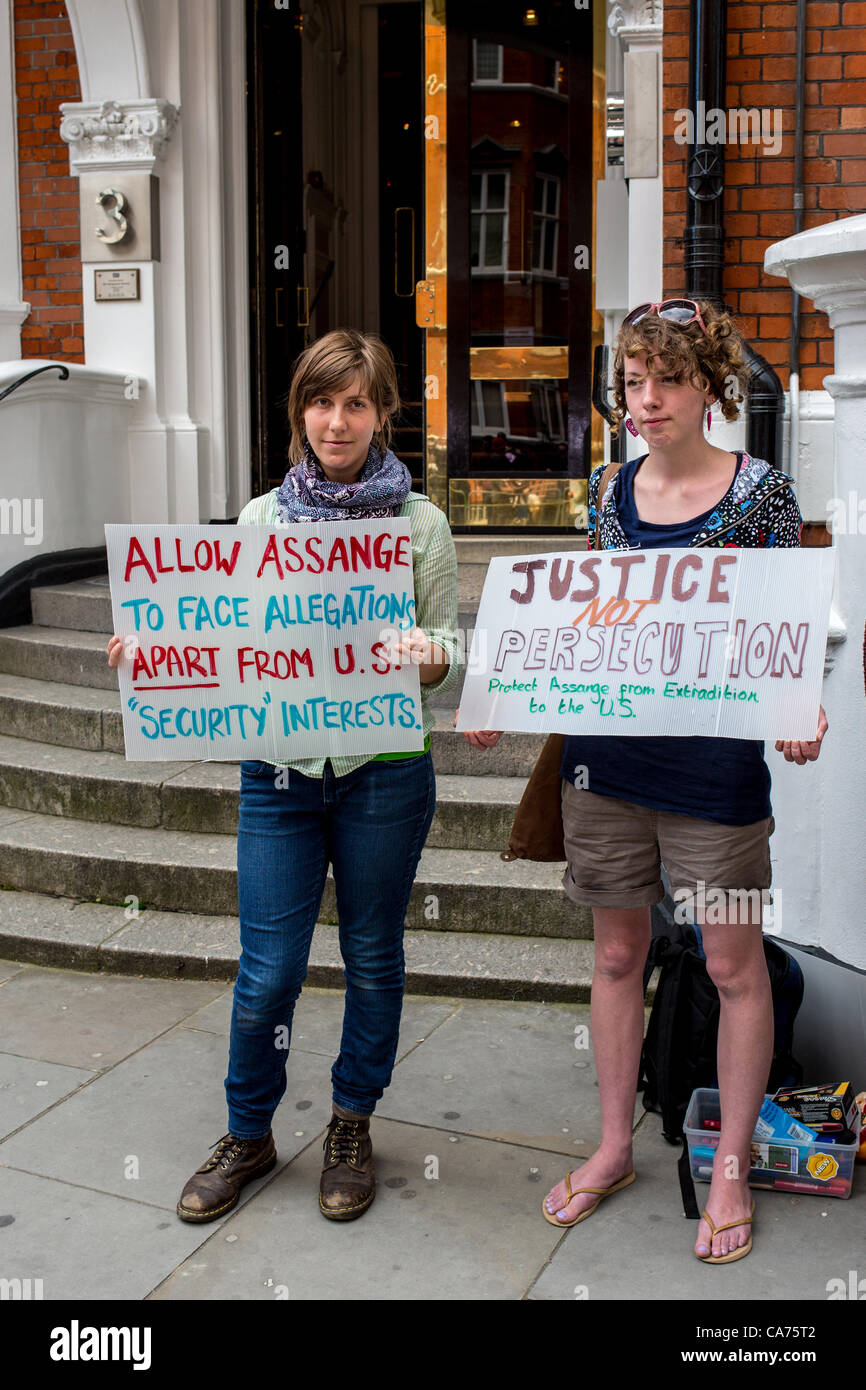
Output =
[
  {"x1": 473, "y1": 40, "x2": 503, "y2": 83},
  {"x1": 471, "y1": 380, "x2": 509, "y2": 434},
  {"x1": 530, "y1": 382, "x2": 565, "y2": 441},
  {"x1": 471, "y1": 170, "x2": 510, "y2": 271},
  {"x1": 531, "y1": 174, "x2": 560, "y2": 273}
]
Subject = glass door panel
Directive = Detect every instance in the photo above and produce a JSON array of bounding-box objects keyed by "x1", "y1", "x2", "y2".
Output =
[{"x1": 420, "y1": 0, "x2": 605, "y2": 530}]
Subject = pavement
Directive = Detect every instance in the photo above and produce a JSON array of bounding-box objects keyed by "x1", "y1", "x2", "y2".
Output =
[{"x1": 0, "y1": 954, "x2": 863, "y2": 1304}]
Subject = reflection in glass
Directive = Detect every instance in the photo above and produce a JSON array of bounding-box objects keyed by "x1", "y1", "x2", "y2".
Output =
[
  {"x1": 450, "y1": 477, "x2": 588, "y2": 529},
  {"x1": 470, "y1": 35, "x2": 568, "y2": 347},
  {"x1": 469, "y1": 377, "x2": 567, "y2": 473}
]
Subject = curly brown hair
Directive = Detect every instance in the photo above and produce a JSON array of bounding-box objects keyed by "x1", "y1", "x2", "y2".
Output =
[
  {"x1": 286, "y1": 328, "x2": 401, "y2": 464},
  {"x1": 609, "y1": 300, "x2": 746, "y2": 439}
]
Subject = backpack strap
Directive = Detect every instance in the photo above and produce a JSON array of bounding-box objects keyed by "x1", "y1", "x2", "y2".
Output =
[
  {"x1": 593, "y1": 457, "x2": 627, "y2": 549},
  {"x1": 678, "y1": 1143, "x2": 700, "y2": 1219}
]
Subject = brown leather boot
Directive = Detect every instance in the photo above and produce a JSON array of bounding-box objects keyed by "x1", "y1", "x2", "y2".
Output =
[
  {"x1": 319, "y1": 1103, "x2": 375, "y2": 1221},
  {"x1": 176, "y1": 1131, "x2": 276, "y2": 1223}
]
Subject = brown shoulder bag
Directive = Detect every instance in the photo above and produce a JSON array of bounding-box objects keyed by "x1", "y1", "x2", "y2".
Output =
[{"x1": 501, "y1": 456, "x2": 625, "y2": 862}]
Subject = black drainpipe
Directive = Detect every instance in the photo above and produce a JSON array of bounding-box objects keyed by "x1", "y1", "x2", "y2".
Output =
[{"x1": 682, "y1": 0, "x2": 784, "y2": 467}]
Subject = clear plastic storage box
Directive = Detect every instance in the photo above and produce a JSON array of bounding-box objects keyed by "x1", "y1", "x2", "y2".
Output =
[{"x1": 684, "y1": 1088, "x2": 857, "y2": 1199}]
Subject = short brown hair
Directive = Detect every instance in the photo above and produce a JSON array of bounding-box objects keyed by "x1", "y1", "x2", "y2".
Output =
[
  {"x1": 286, "y1": 329, "x2": 401, "y2": 464},
  {"x1": 610, "y1": 301, "x2": 746, "y2": 438}
]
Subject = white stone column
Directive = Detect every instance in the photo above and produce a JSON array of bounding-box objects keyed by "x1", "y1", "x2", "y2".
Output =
[
  {"x1": 58, "y1": 98, "x2": 184, "y2": 521},
  {"x1": 605, "y1": 2, "x2": 663, "y2": 464},
  {"x1": 765, "y1": 215, "x2": 866, "y2": 972},
  {"x1": 608, "y1": 1, "x2": 663, "y2": 309},
  {"x1": 0, "y1": 0, "x2": 29, "y2": 357},
  {"x1": 59, "y1": 0, "x2": 250, "y2": 523}
]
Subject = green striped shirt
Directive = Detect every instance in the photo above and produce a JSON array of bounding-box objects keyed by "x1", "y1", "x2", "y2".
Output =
[{"x1": 235, "y1": 489, "x2": 461, "y2": 777}]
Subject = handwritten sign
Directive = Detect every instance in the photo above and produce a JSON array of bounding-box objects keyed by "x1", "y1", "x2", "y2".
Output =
[
  {"x1": 105, "y1": 522, "x2": 423, "y2": 760},
  {"x1": 455, "y1": 547, "x2": 835, "y2": 739}
]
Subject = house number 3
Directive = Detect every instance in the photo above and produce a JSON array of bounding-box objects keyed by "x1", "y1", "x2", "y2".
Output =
[{"x1": 95, "y1": 189, "x2": 130, "y2": 244}]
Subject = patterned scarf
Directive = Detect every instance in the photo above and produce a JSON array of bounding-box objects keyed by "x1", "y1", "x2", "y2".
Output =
[{"x1": 275, "y1": 439, "x2": 412, "y2": 522}]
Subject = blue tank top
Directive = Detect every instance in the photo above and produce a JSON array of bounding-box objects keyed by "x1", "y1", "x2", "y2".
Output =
[{"x1": 559, "y1": 454, "x2": 772, "y2": 825}]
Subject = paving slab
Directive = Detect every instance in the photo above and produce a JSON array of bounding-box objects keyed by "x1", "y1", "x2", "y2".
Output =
[
  {"x1": 0, "y1": 964, "x2": 224, "y2": 1068},
  {"x1": 180, "y1": 985, "x2": 459, "y2": 1064},
  {"x1": 0, "y1": 956, "x2": 28, "y2": 984},
  {"x1": 0, "y1": 1051, "x2": 96, "y2": 1139},
  {"x1": 377, "y1": 997, "x2": 646, "y2": 1155},
  {"x1": 147, "y1": 1117, "x2": 569, "y2": 1301},
  {"x1": 0, "y1": 1166, "x2": 263, "y2": 1302},
  {"x1": 0, "y1": 1025, "x2": 333, "y2": 1209},
  {"x1": 527, "y1": 1109, "x2": 866, "y2": 1301}
]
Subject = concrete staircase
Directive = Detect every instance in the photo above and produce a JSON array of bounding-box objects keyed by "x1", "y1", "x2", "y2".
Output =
[{"x1": 0, "y1": 535, "x2": 602, "y2": 1000}]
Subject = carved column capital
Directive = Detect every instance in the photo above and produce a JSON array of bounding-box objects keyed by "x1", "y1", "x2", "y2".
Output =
[
  {"x1": 59, "y1": 99, "x2": 179, "y2": 175},
  {"x1": 608, "y1": 0, "x2": 663, "y2": 40}
]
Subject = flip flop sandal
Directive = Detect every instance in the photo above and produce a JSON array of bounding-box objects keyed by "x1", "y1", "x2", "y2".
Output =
[
  {"x1": 542, "y1": 1169, "x2": 636, "y2": 1228},
  {"x1": 695, "y1": 1198, "x2": 756, "y2": 1264}
]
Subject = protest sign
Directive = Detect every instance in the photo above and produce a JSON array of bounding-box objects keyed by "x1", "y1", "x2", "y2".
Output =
[
  {"x1": 455, "y1": 547, "x2": 835, "y2": 739},
  {"x1": 104, "y1": 521, "x2": 424, "y2": 761}
]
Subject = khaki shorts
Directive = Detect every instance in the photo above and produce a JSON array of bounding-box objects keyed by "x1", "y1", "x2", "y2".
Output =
[{"x1": 560, "y1": 781, "x2": 774, "y2": 916}]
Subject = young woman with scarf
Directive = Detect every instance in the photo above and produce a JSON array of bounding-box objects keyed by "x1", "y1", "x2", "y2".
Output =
[
  {"x1": 108, "y1": 329, "x2": 460, "y2": 1224},
  {"x1": 463, "y1": 300, "x2": 827, "y2": 1264}
]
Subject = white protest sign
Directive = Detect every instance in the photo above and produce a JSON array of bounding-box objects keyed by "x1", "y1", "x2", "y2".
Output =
[
  {"x1": 105, "y1": 522, "x2": 424, "y2": 760},
  {"x1": 455, "y1": 547, "x2": 835, "y2": 739}
]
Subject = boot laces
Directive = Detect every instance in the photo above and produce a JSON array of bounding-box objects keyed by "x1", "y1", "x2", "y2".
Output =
[
  {"x1": 325, "y1": 1118, "x2": 361, "y2": 1164},
  {"x1": 205, "y1": 1133, "x2": 249, "y2": 1172}
]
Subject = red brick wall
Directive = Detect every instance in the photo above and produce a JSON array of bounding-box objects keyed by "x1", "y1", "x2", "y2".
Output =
[
  {"x1": 663, "y1": 0, "x2": 866, "y2": 391},
  {"x1": 15, "y1": 0, "x2": 83, "y2": 361}
]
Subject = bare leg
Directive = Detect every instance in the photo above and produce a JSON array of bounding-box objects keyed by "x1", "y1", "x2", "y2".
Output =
[
  {"x1": 694, "y1": 907, "x2": 773, "y2": 1257},
  {"x1": 544, "y1": 905, "x2": 651, "y2": 1223}
]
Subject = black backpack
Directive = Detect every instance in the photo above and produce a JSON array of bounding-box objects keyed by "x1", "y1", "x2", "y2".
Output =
[{"x1": 638, "y1": 918, "x2": 804, "y2": 1216}]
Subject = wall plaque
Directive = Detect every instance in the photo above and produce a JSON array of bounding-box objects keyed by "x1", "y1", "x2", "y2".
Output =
[{"x1": 94, "y1": 268, "x2": 141, "y2": 301}]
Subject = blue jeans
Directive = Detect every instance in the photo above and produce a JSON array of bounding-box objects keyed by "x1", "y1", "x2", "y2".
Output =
[{"x1": 225, "y1": 753, "x2": 436, "y2": 1136}]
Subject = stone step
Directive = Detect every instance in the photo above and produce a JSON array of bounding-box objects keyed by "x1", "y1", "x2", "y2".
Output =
[
  {"x1": 0, "y1": 887, "x2": 599, "y2": 1003},
  {"x1": 31, "y1": 576, "x2": 113, "y2": 633},
  {"x1": 453, "y1": 535, "x2": 586, "y2": 563},
  {"x1": 0, "y1": 620, "x2": 477, "y2": 711},
  {"x1": 31, "y1": 576, "x2": 487, "y2": 630},
  {"x1": 0, "y1": 671, "x2": 125, "y2": 752},
  {"x1": 0, "y1": 808, "x2": 586, "y2": 938},
  {"x1": 0, "y1": 732, "x2": 524, "y2": 853},
  {"x1": 1, "y1": 619, "x2": 479, "y2": 699},
  {"x1": 0, "y1": 675, "x2": 545, "y2": 775},
  {"x1": 0, "y1": 625, "x2": 118, "y2": 690}
]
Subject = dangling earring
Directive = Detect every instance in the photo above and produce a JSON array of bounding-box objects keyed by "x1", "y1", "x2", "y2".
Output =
[
  {"x1": 625, "y1": 417, "x2": 639, "y2": 437},
  {"x1": 706, "y1": 406, "x2": 712, "y2": 431}
]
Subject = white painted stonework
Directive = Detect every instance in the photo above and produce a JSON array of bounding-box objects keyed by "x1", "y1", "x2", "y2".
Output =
[
  {"x1": 765, "y1": 214, "x2": 866, "y2": 973},
  {"x1": 0, "y1": 359, "x2": 134, "y2": 572},
  {"x1": 0, "y1": 0, "x2": 28, "y2": 358},
  {"x1": 55, "y1": 0, "x2": 249, "y2": 525}
]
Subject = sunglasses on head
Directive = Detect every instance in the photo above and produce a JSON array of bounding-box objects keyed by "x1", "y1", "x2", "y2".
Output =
[{"x1": 622, "y1": 299, "x2": 708, "y2": 334}]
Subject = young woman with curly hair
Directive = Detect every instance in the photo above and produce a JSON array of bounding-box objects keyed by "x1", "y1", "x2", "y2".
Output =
[{"x1": 465, "y1": 299, "x2": 827, "y2": 1263}]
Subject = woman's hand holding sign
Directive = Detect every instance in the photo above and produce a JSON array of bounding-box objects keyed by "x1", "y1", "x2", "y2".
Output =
[
  {"x1": 379, "y1": 626, "x2": 448, "y2": 686},
  {"x1": 106, "y1": 634, "x2": 140, "y2": 669},
  {"x1": 775, "y1": 703, "x2": 828, "y2": 764},
  {"x1": 454, "y1": 708, "x2": 502, "y2": 749}
]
